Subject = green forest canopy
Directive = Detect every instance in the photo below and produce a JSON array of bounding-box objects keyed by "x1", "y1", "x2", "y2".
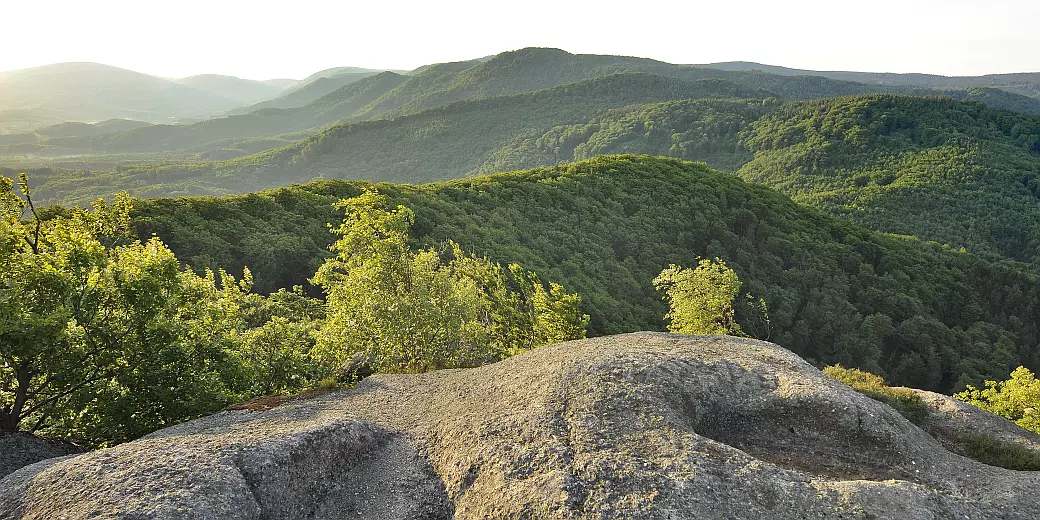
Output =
[
  {"x1": 739, "y1": 94, "x2": 1040, "y2": 265},
  {"x1": 13, "y1": 88, "x2": 1040, "y2": 288},
  {"x1": 7, "y1": 46, "x2": 1040, "y2": 207},
  {"x1": 132, "y1": 155, "x2": 1040, "y2": 394}
]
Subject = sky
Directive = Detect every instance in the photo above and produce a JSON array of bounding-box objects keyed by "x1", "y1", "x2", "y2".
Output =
[{"x1": 4, "y1": 0, "x2": 1039, "y2": 79}]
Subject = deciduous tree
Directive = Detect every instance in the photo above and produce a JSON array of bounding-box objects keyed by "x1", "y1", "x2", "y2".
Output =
[
  {"x1": 0, "y1": 174, "x2": 247, "y2": 444},
  {"x1": 654, "y1": 258, "x2": 742, "y2": 335},
  {"x1": 956, "y1": 366, "x2": 1040, "y2": 434},
  {"x1": 312, "y1": 189, "x2": 587, "y2": 376}
]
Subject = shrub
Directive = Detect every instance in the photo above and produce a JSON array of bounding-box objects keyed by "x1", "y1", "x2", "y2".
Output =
[
  {"x1": 654, "y1": 258, "x2": 742, "y2": 335},
  {"x1": 823, "y1": 364, "x2": 930, "y2": 424},
  {"x1": 953, "y1": 433, "x2": 1040, "y2": 471},
  {"x1": 955, "y1": 366, "x2": 1040, "y2": 435},
  {"x1": 312, "y1": 189, "x2": 588, "y2": 376}
]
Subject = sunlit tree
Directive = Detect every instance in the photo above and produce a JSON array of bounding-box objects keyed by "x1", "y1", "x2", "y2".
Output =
[
  {"x1": 654, "y1": 258, "x2": 742, "y2": 335},
  {"x1": 0, "y1": 174, "x2": 247, "y2": 444},
  {"x1": 312, "y1": 189, "x2": 587, "y2": 376},
  {"x1": 956, "y1": 366, "x2": 1040, "y2": 434}
]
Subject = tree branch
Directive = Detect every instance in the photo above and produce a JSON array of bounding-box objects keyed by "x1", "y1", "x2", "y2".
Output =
[
  {"x1": 22, "y1": 368, "x2": 112, "y2": 417},
  {"x1": 27, "y1": 409, "x2": 51, "y2": 433},
  {"x1": 21, "y1": 189, "x2": 42, "y2": 255}
]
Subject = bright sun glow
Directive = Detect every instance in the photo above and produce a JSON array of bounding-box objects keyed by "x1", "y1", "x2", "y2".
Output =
[{"x1": 3, "y1": 0, "x2": 1039, "y2": 79}]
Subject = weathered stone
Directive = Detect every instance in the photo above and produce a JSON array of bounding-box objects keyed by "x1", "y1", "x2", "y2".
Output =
[
  {"x1": 911, "y1": 388, "x2": 1040, "y2": 450},
  {"x1": 0, "y1": 432, "x2": 84, "y2": 479},
  {"x1": 2, "y1": 333, "x2": 1038, "y2": 519}
]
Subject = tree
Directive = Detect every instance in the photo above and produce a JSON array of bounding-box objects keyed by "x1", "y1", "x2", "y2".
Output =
[
  {"x1": 0, "y1": 174, "x2": 247, "y2": 444},
  {"x1": 233, "y1": 317, "x2": 320, "y2": 396},
  {"x1": 653, "y1": 258, "x2": 743, "y2": 335},
  {"x1": 231, "y1": 286, "x2": 326, "y2": 396},
  {"x1": 955, "y1": 366, "x2": 1040, "y2": 434},
  {"x1": 312, "y1": 189, "x2": 588, "y2": 376}
]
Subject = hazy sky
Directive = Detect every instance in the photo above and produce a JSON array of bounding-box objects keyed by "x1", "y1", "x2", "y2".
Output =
[{"x1": 5, "y1": 0, "x2": 1038, "y2": 79}]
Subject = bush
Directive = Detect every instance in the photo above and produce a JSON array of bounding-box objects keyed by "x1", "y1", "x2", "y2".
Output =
[
  {"x1": 955, "y1": 366, "x2": 1040, "y2": 435},
  {"x1": 823, "y1": 364, "x2": 930, "y2": 424},
  {"x1": 954, "y1": 433, "x2": 1040, "y2": 471},
  {"x1": 654, "y1": 258, "x2": 742, "y2": 335},
  {"x1": 827, "y1": 364, "x2": 1040, "y2": 471}
]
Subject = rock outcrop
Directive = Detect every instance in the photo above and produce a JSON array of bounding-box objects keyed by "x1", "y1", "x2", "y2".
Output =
[
  {"x1": 2, "y1": 332, "x2": 1039, "y2": 519},
  {"x1": 911, "y1": 388, "x2": 1040, "y2": 455},
  {"x1": 0, "y1": 433, "x2": 84, "y2": 479}
]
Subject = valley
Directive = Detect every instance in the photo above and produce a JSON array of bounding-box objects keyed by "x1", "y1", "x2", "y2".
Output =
[{"x1": 4, "y1": 36, "x2": 1040, "y2": 518}]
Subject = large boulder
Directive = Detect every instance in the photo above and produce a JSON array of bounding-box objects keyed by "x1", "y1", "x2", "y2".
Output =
[{"x1": 2, "y1": 332, "x2": 1038, "y2": 519}]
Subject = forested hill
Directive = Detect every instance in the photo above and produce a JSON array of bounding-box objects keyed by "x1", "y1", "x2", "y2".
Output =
[
  {"x1": 354, "y1": 47, "x2": 910, "y2": 119},
  {"x1": 12, "y1": 48, "x2": 1040, "y2": 167},
  {"x1": 1, "y1": 47, "x2": 1035, "y2": 155},
  {"x1": 428, "y1": 49, "x2": 1040, "y2": 115},
  {"x1": 226, "y1": 71, "x2": 385, "y2": 115},
  {"x1": 0, "y1": 48, "x2": 882, "y2": 161},
  {"x1": 133, "y1": 155, "x2": 1040, "y2": 394},
  {"x1": 738, "y1": 94, "x2": 1040, "y2": 264},
  {"x1": 17, "y1": 87, "x2": 1040, "y2": 281},
  {"x1": 15, "y1": 74, "x2": 770, "y2": 204}
]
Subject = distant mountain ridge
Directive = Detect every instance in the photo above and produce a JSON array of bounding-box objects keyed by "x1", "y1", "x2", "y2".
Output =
[
  {"x1": 174, "y1": 74, "x2": 288, "y2": 105},
  {"x1": 0, "y1": 62, "x2": 247, "y2": 123},
  {"x1": 693, "y1": 61, "x2": 1040, "y2": 99},
  {"x1": 0, "y1": 62, "x2": 401, "y2": 129},
  {"x1": 227, "y1": 71, "x2": 389, "y2": 115},
  {"x1": 0, "y1": 72, "x2": 412, "y2": 159},
  {"x1": 5, "y1": 52, "x2": 1040, "y2": 132},
  {"x1": 298, "y1": 66, "x2": 405, "y2": 84},
  {"x1": 5, "y1": 73, "x2": 769, "y2": 202},
  {"x1": 10, "y1": 49, "x2": 1040, "y2": 214},
  {"x1": 12, "y1": 48, "x2": 1040, "y2": 164}
]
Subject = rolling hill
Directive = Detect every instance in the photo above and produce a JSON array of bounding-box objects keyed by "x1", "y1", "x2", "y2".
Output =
[
  {"x1": 10, "y1": 74, "x2": 770, "y2": 202},
  {"x1": 7, "y1": 48, "x2": 1040, "y2": 165},
  {"x1": 737, "y1": 94, "x2": 1040, "y2": 264},
  {"x1": 33, "y1": 119, "x2": 154, "y2": 139},
  {"x1": 475, "y1": 97, "x2": 769, "y2": 174},
  {"x1": 19, "y1": 79, "x2": 1040, "y2": 258},
  {"x1": 9, "y1": 51, "x2": 1040, "y2": 279},
  {"x1": 0, "y1": 109, "x2": 66, "y2": 134},
  {"x1": 0, "y1": 62, "x2": 246, "y2": 123},
  {"x1": 175, "y1": 74, "x2": 288, "y2": 105},
  {"x1": 351, "y1": 48, "x2": 1040, "y2": 120},
  {"x1": 0, "y1": 72, "x2": 412, "y2": 160},
  {"x1": 227, "y1": 70, "x2": 387, "y2": 115},
  {"x1": 9, "y1": 49, "x2": 1040, "y2": 169},
  {"x1": 345, "y1": 48, "x2": 869, "y2": 121},
  {"x1": 130, "y1": 155, "x2": 1040, "y2": 393},
  {"x1": 297, "y1": 66, "x2": 397, "y2": 83}
]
